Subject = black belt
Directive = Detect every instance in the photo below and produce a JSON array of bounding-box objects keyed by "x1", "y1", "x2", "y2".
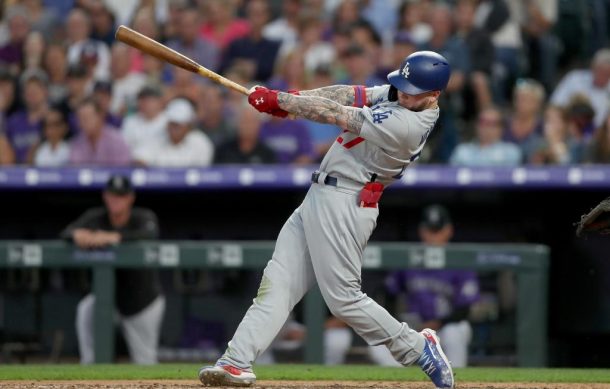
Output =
[{"x1": 311, "y1": 172, "x2": 338, "y2": 187}]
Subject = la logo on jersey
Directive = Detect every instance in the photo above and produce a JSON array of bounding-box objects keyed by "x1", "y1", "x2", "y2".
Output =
[{"x1": 401, "y1": 62, "x2": 410, "y2": 79}]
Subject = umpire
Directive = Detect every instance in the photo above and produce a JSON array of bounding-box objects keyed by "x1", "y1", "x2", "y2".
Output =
[{"x1": 61, "y1": 174, "x2": 165, "y2": 364}]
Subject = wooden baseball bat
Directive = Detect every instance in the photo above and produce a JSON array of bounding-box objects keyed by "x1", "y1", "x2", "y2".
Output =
[{"x1": 115, "y1": 25, "x2": 249, "y2": 96}]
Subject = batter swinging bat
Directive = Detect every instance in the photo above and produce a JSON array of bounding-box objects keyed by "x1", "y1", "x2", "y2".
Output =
[{"x1": 115, "y1": 25, "x2": 249, "y2": 96}]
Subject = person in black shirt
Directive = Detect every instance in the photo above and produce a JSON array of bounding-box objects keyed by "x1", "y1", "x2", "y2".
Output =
[
  {"x1": 61, "y1": 174, "x2": 164, "y2": 364},
  {"x1": 215, "y1": 106, "x2": 276, "y2": 164}
]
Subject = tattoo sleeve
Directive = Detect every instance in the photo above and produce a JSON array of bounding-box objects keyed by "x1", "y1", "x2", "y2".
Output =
[
  {"x1": 299, "y1": 85, "x2": 356, "y2": 106},
  {"x1": 277, "y1": 93, "x2": 366, "y2": 133}
]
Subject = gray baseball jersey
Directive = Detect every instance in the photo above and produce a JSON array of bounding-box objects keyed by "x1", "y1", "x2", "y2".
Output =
[
  {"x1": 216, "y1": 85, "x2": 440, "y2": 372},
  {"x1": 320, "y1": 85, "x2": 439, "y2": 186}
]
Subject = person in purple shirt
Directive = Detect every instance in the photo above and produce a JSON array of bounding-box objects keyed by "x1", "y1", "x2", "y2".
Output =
[
  {"x1": 69, "y1": 98, "x2": 131, "y2": 166},
  {"x1": 259, "y1": 116, "x2": 315, "y2": 164},
  {"x1": 4, "y1": 70, "x2": 49, "y2": 164},
  {"x1": 369, "y1": 205, "x2": 480, "y2": 368}
]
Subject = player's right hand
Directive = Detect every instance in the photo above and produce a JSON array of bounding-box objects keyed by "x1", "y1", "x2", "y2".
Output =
[{"x1": 248, "y1": 87, "x2": 299, "y2": 118}]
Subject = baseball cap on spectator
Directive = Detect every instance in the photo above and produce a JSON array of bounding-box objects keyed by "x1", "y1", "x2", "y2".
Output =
[
  {"x1": 93, "y1": 80, "x2": 112, "y2": 94},
  {"x1": 165, "y1": 98, "x2": 195, "y2": 124},
  {"x1": 137, "y1": 85, "x2": 163, "y2": 99},
  {"x1": 105, "y1": 174, "x2": 134, "y2": 195},
  {"x1": 420, "y1": 205, "x2": 452, "y2": 232}
]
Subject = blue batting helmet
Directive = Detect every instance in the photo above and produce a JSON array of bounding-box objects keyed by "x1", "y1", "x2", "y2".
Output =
[{"x1": 387, "y1": 51, "x2": 451, "y2": 95}]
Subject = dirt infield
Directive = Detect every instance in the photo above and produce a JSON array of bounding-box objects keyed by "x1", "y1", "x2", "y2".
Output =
[{"x1": 1, "y1": 381, "x2": 610, "y2": 389}]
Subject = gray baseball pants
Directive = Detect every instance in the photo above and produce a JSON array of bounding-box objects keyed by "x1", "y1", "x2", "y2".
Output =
[{"x1": 219, "y1": 177, "x2": 424, "y2": 368}]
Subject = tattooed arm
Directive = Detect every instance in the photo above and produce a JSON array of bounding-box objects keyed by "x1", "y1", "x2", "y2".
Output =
[
  {"x1": 299, "y1": 85, "x2": 375, "y2": 107},
  {"x1": 277, "y1": 92, "x2": 365, "y2": 133}
]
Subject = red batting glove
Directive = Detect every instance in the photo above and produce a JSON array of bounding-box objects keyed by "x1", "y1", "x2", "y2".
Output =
[
  {"x1": 248, "y1": 86, "x2": 281, "y2": 114},
  {"x1": 248, "y1": 87, "x2": 300, "y2": 118}
]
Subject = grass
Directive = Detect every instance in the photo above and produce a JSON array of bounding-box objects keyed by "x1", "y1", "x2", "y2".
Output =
[{"x1": 0, "y1": 364, "x2": 609, "y2": 383}]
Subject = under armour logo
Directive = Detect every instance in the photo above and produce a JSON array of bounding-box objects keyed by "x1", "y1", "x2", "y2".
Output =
[
  {"x1": 255, "y1": 98, "x2": 264, "y2": 105},
  {"x1": 401, "y1": 62, "x2": 410, "y2": 78}
]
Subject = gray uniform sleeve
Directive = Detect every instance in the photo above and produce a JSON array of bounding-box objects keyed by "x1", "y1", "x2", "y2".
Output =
[
  {"x1": 357, "y1": 105, "x2": 412, "y2": 153},
  {"x1": 368, "y1": 85, "x2": 391, "y2": 106}
]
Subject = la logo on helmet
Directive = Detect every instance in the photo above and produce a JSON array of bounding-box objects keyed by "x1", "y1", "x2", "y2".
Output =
[{"x1": 401, "y1": 62, "x2": 410, "y2": 79}]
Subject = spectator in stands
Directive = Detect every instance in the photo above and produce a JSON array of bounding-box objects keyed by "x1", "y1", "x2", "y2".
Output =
[
  {"x1": 369, "y1": 205, "x2": 479, "y2": 368},
  {"x1": 587, "y1": 113, "x2": 610, "y2": 164},
  {"x1": 163, "y1": 66, "x2": 206, "y2": 106},
  {"x1": 455, "y1": 0, "x2": 494, "y2": 116},
  {"x1": 220, "y1": 0, "x2": 281, "y2": 83},
  {"x1": 65, "y1": 8, "x2": 110, "y2": 81},
  {"x1": 294, "y1": 14, "x2": 336, "y2": 73},
  {"x1": 0, "y1": 68, "x2": 19, "y2": 118},
  {"x1": 199, "y1": 0, "x2": 249, "y2": 51},
  {"x1": 21, "y1": 0, "x2": 59, "y2": 39},
  {"x1": 472, "y1": 0, "x2": 519, "y2": 103},
  {"x1": 93, "y1": 80, "x2": 122, "y2": 127},
  {"x1": 69, "y1": 98, "x2": 131, "y2": 166},
  {"x1": 518, "y1": 0, "x2": 559, "y2": 91},
  {"x1": 504, "y1": 79, "x2": 545, "y2": 163},
  {"x1": 215, "y1": 105, "x2": 276, "y2": 164},
  {"x1": 0, "y1": 6, "x2": 30, "y2": 74},
  {"x1": 450, "y1": 106, "x2": 522, "y2": 166},
  {"x1": 109, "y1": 42, "x2": 147, "y2": 116},
  {"x1": 550, "y1": 48, "x2": 610, "y2": 128},
  {"x1": 135, "y1": 98, "x2": 214, "y2": 167},
  {"x1": 418, "y1": 3, "x2": 467, "y2": 164},
  {"x1": 305, "y1": 65, "x2": 341, "y2": 160},
  {"x1": 268, "y1": 50, "x2": 309, "y2": 92},
  {"x1": 396, "y1": 0, "x2": 432, "y2": 45},
  {"x1": 259, "y1": 115, "x2": 314, "y2": 165},
  {"x1": 129, "y1": 8, "x2": 162, "y2": 73},
  {"x1": 23, "y1": 31, "x2": 46, "y2": 71},
  {"x1": 4, "y1": 69, "x2": 48, "y2": 164},
  {"x1": 61, "y1": 174, "x2": 165, "y2": 364},
  {"x1": 262, "y1": 0, "x2": 300, "y2": 58},
  {"x1": 31, "y1": 107, "x2": 69, "y2": 167},
  {"x1": 529, "y1": 105, "x2": 569, "y2": 165},
  {"x1": 43, "y1": 44, "x2": 69, "y2": 105},
  {"x1": 339, "y1": 43, "x2": 384, "y2": 87},
  {"x1": 331, "y1": 0, "x2": 365, "y2": 37},
  {"x1": 167, "y1": 7, "x2": 219, "y2": 73},
  {"x1": 121, "y1": 85, "x2": 168, "y2": 160},
  {"x1": 197, "y1": 85, "x2": 236, "y2": 147},
  {"x1": 88, "y1": 0, "x2": 117, "y2": 47},
  {"x1": 62, "y1": 64, "x2": 93, "y2": 135},
  {"x1": 565, "y1": 96, "x2": 595, "y2": 164},
  {"x1": 350, "y1": 20, "x2": 382, "y2": 66},
  {"x1": 163, "y1": 0, "x2": 189, "y2": 41},
  {"x1": 0, "y1": 133, "x2": 15, "y2": 164}
]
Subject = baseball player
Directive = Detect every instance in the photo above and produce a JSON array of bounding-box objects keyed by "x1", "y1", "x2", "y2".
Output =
[{"x1": 199, "y1": 51, "x2": 454, "y2": 388}]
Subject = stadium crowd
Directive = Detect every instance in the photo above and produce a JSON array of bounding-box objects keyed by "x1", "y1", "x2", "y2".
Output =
[{"x1": 0, "y1": 0, "x2": 609, "y2": 167}]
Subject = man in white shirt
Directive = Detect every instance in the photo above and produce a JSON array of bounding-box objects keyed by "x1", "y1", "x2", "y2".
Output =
[
  {"x1": 450, "y1": 106, "x2": 522, "y2": 166},
  {"x1": 121, "y1": 86, "x2": 168, "y2": 159},
  {"x1": 135, "y1": 98, "x2": 214, "y2": 167},
  {"x1": 551, "y1": 48, "x2": 610, "y2": 127}
]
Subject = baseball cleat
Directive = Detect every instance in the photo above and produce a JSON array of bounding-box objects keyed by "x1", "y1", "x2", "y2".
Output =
[
  {"x1": 417, "y1": 328, "x2": 455, "y2": 388},
  {"x1": 198, "y1": 363, "x2": 256, "y2": 387}
]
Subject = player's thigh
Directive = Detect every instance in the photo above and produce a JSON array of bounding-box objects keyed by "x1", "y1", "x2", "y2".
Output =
[
  {"x1": 262, "y1": 205, "x2": 315, "y2": 304},
  {"x1": 302, "y1": 187, "x2": 378, "y2": 286}
]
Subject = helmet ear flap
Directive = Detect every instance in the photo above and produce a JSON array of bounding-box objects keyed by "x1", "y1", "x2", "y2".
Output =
[{"x1": 388, "y1": 85, "x2": 398, "y2": 102}]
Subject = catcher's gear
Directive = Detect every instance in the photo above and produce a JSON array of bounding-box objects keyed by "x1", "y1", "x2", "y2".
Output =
[{"x1": 576, "y1": 196, "x2": 610, "y2": 236}]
